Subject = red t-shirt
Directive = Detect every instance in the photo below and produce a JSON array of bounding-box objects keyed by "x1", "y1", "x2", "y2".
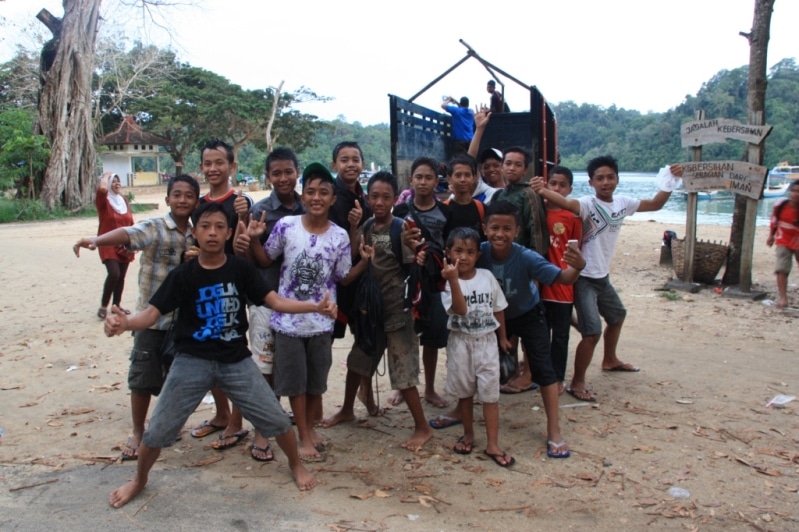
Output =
[
  {"x1": 771, "y1": 200, "x2": 799, "y2": 250},
  {"x1": 541, "y1": 208, "x2": 582, "y2": 303}
]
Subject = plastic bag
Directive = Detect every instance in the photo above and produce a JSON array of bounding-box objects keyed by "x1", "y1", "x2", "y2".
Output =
[
  {"x1": 656, "y1": 166, "x2": 682, "y2": 192},
  {"x1": 499, "y1": 349, "x2": 517, "y2": 385}
]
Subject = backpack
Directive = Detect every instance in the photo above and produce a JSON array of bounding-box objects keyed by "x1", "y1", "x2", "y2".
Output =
[
  {"x1": 443, "y1": 198, "x2": 485, "y2": 223},
  {"x1": 773, "y1": 198, "x2": 799, "y2": 227},
  {"x1": 404, "y1": 241, "x2": 446, "y2": 328},
  {"x1": 351, "y1": 260, "x2": 384, "y2": 359}
]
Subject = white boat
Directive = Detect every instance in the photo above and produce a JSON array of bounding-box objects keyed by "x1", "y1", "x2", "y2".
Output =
[
  {"x1": 769, "y1": 162, "x2": 799, "y2": 182},
  {"x1": 763, "y1": 182, "x2": 790, "y2": 198}
]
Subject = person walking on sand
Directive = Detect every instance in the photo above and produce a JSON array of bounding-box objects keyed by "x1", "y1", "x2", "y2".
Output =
[
  {"x1": 94, "y1": 172, "x2": 135, "y2": 319},
  {"x1": 767, "y1": 180, "x2": 799, "y2": 308}
]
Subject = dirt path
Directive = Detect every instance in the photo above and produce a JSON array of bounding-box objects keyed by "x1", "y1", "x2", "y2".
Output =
[{"x1": 0, "y1": 186, "x2": 797, "y2": 530}]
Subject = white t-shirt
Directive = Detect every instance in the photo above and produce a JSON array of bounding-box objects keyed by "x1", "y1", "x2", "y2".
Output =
[
  {"x1": 264, "y1": 215, "x2": 351, "y2": 336},
  {"x1": 578, "y1": 195, "x2": 640, "y2": 279},
  {"x1": 441, "y1": 268, "x2": 508, "y2": 337}
]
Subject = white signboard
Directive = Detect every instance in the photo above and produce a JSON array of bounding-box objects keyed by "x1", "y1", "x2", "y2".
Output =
[
  {"x1": 681, "y1": 118, "x2": 771, "y2": 147},
  {"x1": 680, "y1": 161, "x2": 768, "y2": 200}
]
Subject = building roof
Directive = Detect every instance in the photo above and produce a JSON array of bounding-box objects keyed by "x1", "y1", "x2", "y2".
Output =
[{"x1": 97, "y1": 116, "x2": 169, "y2": 146}]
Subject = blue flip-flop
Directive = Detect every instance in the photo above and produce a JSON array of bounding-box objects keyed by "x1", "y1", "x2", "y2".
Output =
[
  {"x1": 428, "y1": 415, "x2": 462, "y2": 429},
  {"x1": 547, "y1": 440, "x2": 571, "y2": 459},
  {"x1": 500, "y1": 382, "x2": 539, "y2": 394}
]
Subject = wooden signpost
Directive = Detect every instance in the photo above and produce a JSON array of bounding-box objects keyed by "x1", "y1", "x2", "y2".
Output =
[
  {"x1": 676, "y1": 113, "x2": 771, "y2": 289},
  {"x1": 680, "y1": 161, "x2": 769, "y2": 200}
]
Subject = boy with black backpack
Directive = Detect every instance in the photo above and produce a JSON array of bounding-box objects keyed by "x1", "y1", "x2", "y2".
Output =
[
  {"x1": 320, "y1": 172, "x2": 432, "y2": 451},
  {"x1": 393, "y1": 157, "x2": 454, "y2": 410}
]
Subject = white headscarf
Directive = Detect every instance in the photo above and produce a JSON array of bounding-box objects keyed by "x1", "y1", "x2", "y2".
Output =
[{"x1": 107, "y1": 175, "x2": 128, "y2": 215}]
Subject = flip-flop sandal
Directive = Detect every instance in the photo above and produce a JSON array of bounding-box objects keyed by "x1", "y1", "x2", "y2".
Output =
[
  {"x1": 212, "y1": 429, "x2": 249, "y2": 450},
  {"x1": 603, "y1": 364, "x2": 640, "y2": 372},
  {"x1": 483, "y1": 450, "x2": 515, "y2": 467},
  {"x1": 97, "y1": 308, "x2": 107, "y2": 319},
  {"x1": 500, "y1": 382, "x2": 539, "y2": 394},
  {"x1": 429, "y1": 415, "x2": 463, "y2": 430},
  {"x1": 120, "y1": 439, "x2": 139, "y2": 461},
  {"x1": 191, "y1": 420, "x2": 226, "y2": 438},
  {"x1": 249, "y1": 443, "x2": 274, "y2": 462},
  {"x1": 453, "y1": 436, "x2": 473, "y2": 455},
  {"x1": 566, "y1": 388, "x2": 597, "y2": 402},
  {"x1": 547, "y1": 440, "x2": 571, "y2": 459}
]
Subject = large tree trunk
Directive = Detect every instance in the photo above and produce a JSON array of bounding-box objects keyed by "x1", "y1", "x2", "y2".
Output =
[
  {"x1": 723, "y1": 0, "x2": 775, "y2": 285},
  {"x1": 36, "y1": 1, "x2": 102, "y2": 210}
]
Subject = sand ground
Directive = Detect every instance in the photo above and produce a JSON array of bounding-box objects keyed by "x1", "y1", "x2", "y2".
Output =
[{"x1": 0, "y1": 185, "x2": 797, "y2": 531}]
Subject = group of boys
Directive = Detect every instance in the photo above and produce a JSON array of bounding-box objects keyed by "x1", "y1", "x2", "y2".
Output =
[{"x1": 76, "y1": 123, "x2": 686, "y2": 508}]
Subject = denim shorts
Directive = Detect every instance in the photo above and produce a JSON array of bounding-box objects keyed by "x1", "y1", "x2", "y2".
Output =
[
  {"x1": 272, "y1": 332, "x2": 332, "y2": 397},
  {"x1": 574, "y1": 275, "x2": 627, "y2": 337},
  {"x1": 142, "y1": 354, "x2": 292, "y2": 448}
]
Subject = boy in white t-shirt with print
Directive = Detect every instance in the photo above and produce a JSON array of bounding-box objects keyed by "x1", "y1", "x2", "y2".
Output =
[
  {"x1": 241, "y1": 163, "x2": 367, "y2": 460},
  {"x1": 441, "y1": 227, "x2": 514, "y2": 467},
  {"x1": 531, "y1": 156, "x2": 682, "y2": 402}
]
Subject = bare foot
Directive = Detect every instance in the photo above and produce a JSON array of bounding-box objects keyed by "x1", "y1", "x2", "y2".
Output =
[
  {"x1": 120, "y1": 437, "x2": 140, "y2": 461},
  {"x1": 401, "y1": 427, "x2": 433, "y2": 451},
  {"x1": 508, "y1": 375, "x2": 533, "y2": 390},
  {"x1": 318, "y1": 410, "x2": 355, "y2": 428},
  {"x1": 357, "y1": 385, "x2": 379, "y2": 415},
  {"x1": 388, "y1": 390, "x2": 405, "y2": 406},
  {"x1": 424, "y1": 391, "x2": 448, "y2": 409},
  {"x1": 776, "y1": 298, "x2": 788, "y2": 308},
  {"x1": 298, "y1": 440, "x2": 322, "y2": 460},
  {"x1": 291, "y1": 463, "x2": 318, "y2": 491},
  {"x1": 109, "y1": 479, "x2": 145, "y2": 508}
]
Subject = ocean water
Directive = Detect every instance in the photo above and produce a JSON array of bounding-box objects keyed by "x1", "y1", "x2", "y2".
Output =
[{"x1": 571, "y1": 173, "x2": 782, "y2": 228}]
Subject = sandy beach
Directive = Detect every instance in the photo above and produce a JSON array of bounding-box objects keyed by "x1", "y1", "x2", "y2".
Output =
[{"x1": 0, "y1": 185, "x2": 797, "y2": 530}]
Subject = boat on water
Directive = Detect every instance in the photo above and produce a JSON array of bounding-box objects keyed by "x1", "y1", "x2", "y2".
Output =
[
  {"x1": 763, "y1": 181, "x2": 790, "y2": 198},
  {"x1": 674, "y1": 189, "x2": 728, "y2": 201},
  {"x1": 769, "y1": 162, "x2": 799, "y2": 182}
]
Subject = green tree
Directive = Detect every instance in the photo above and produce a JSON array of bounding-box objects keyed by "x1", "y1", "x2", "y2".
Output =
[{"x1": 0, "y1": 108, "x2": 50, "y2": 197}]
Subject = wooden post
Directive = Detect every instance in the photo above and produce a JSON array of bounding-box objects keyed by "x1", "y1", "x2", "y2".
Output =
[
  {"x1": 740, "y1": 110, "x2": 765, "y2": 292},
  {"x1": 682, "y1": 110, "x2": 703, "y2": 282}
]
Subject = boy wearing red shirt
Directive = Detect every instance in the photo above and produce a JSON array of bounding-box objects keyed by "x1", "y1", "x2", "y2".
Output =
[{"x1": 767, "y1": 180, "x2": 799, "y2": 308}]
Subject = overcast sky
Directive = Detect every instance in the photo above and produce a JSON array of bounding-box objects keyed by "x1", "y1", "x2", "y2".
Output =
[{"x1": 2, "y1": 0, "x2": 798, "y2": 125}]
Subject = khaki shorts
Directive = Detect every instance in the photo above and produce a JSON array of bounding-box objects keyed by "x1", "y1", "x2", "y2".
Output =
[
  {"x1": 248, "y1": 305, "x2": 275, "y2": 374},
  {"x1": 775, "y1": 245, "x2": 799, "y2": 274},
  {"x1": 348, "y1": 314, "x2": 419, "y2": 390},
  {"x1": 444, "y1": 331, "x2": 500, "y2": 403}
]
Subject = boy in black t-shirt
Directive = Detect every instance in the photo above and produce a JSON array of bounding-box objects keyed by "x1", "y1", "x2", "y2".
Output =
[
  {"x1": 105, "y1": 202, "x2": 334, "y2": 509},
  {"x1": 192, "y1": 139, "x2": 254, "y2": 448},
  {"x1": 393, "y1": 157, "x2": 453, "y2": 409}
]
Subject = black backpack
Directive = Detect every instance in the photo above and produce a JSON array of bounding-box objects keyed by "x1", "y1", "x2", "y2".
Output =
[{"x1": 351, "y1": 260, "x2": 384, "y2": 359}]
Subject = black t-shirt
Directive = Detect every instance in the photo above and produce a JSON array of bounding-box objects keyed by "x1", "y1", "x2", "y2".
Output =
[
  {"x1": 393, "y1": 200, "x2": 453, "y2": 247},
  {"x1": 149, "y1": 255, "x2": 269, "y2": 363},
  {"x1": 446, "y1": 199, "x2": 485, "y2": 241},
  {"x1": 199, "y1": 190, "x2": 253, "y2": 255}
]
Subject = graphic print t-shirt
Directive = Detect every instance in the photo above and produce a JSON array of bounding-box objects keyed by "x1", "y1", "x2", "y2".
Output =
[
  {"x1": 264, "y1": 215, "x2": 352, "y2": 336},
  {"x1": 441, "y1": 268, "x2": 507, "y2": 337},
  {"x1": 149, "y1": 255, "x2": 269, "y2": 363},
  {"x1": 578, "y1": 195, "x2": 640, "y2": 279}
]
